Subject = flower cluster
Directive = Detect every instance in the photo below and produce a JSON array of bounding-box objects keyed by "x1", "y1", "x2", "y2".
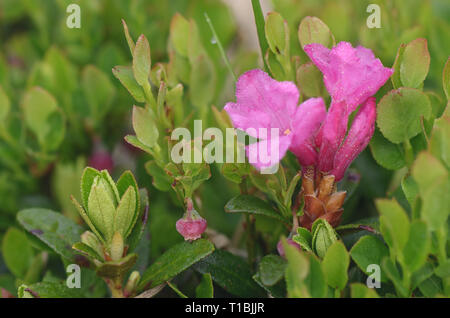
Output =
[{"x1": 225, "y1": 42, "x2": 392, "y2": 228}]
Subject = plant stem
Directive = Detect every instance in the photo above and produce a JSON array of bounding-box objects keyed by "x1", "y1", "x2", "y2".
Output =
[
  {"x1": 204, "y1": 13, "x2": 237, "y2": 83},
  {"x1": 106, "y1": 277, "x2": 125, "y2": 298},
  {"x1": 251, "y1": 0, "x2": 269, "y2": 72}
]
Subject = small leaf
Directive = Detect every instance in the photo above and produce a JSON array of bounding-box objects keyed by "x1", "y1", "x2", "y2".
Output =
[
  {"x1": 377, "y1": 88, "x2": 431, "y2": 144},
  {"x1": 72, "y1": 242, "x2": 103, "y2": 262},
  {"x1": 139, "y1": 239, "x2": 214, "y2": 291},
  {"x1": 400, "y1": 38, "x2": 430, "y2": 88},
  {"x1": 225, "y1": 195, "x2": 287, "y2": 223},
  {"x1": 311, "y1": 219, "x2": 338, "y2": 259},
  {"x1": 298, "y1": 16, "x2": 334, "y2": 49},
  {"x1": 88, "y1": 178, "x2": 116, "y2": 242},
  {"x1": 112, "y1": 66, "x2": 145, "y2": 103},
  {"x1": 292, "y1": 227, "x2": 313, "y2": 252},
  {"x1": 257, "y1": 255, "x2": 287, "y2": 286},
  {"x1": 402, "y1": 220, "x2": 430, "y2": 273},
  {"x1": 382, "y1": 257, "x2": 409, "y2": 297},
  {"x1": 82, "y1": 65, "x2": 115, "y2": 122},
  {"x1": 132, "y1": 105, "x2": 159, "y2": 148},
  {"x1": 18, "y1": 282, "x2": 84, "y2": 298},
  {"x1": 304, "y1": 255, "x2": 327, "y2": 298},
  {"x1": 391, "y1": 44, "x2": 406, "y2": 89},
  {"x1": 195, "y1": 273, "x2": 213, "y2": 298},
  {"x1": 194, "y1": 249, "x2": 266, "y2": 298},
  {"x1": 170, "y1": 13, "x2": 190, "y2": 57},
  {"x1": 190, "y1": 55, "x2": 216, "y2": 108},
  {"x1": 321, "y1": 241, "x2": 349, "y2": 290},
  {"x1": 284, "y1": 239, "x2": 310, "y2": 297},
  {"x1": 133, "y1": 35, "x2": 151, "y2": 86},
  {"x1": 350, "y1": 283, "x2": 379, "y2": 298},
  {"x1": 401, "y1": 175, "x2": 419, "y2": 209},
  {"x1": 22, "y1": 87, "x2": 65, "y2": 151},
  {"x1": 370, "y1": 129, "x2": 406, "y2": 170},
  {"x1": 2, "y1": 228, "x2": 34, "y2": 279},
  {"x1": 265, "y1": 12, "x2": 288, "y2": 55},
  {"x1": 376, "y1": 199, "x2": 410, "y2": 255},
  {"x1": 17, "y1": 209, "x2": 84, "y2": 261},
  {"x1": 122, "y1": 19, "x2": 135, "y2": 55},
  {"x1": 114, "y1": 187, "x2": 136, "y2": 238},
  {"x1": 350, "y1": 235, "x2": 389, "y2": 282}
]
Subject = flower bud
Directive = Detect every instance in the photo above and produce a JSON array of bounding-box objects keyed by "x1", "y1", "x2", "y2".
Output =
[
  {"x1": 110, "y1": 231, "x2": 124, "y2": 261},
  {"x1": 176, "y1": 202, "x2": 207, "y2": 241},
  {"x1": 124, "y1": 271, "x2": 141, "y2": 297},
  {"x1": 81, "y1": 231, "x2": 104, "y2": 259}
]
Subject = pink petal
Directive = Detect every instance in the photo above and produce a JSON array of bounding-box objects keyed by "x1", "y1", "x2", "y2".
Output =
[
  {"x1": 289, "y1": 97, "x2": 327, "y2": 166},
  {"x1": 331, "y1": 97, "x2": 376, "y2": 181},
  {"x1": 317, "y1": 100, "x2": 349, "y2": 173},
  {"x1": 246, "y1": 134, "x2": 292, "y2": 170},
  {"x1": 224, "y1": 69, "x2": 299, "y2": 138},
  {"x1": 304, "y1": 42, "x2": 393, "y2": 112}
]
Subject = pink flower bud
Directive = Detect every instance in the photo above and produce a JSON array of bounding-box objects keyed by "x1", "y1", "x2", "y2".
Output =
[
  {"x1": 88, "y1": 140, "x2": 114, "y2": 173},
  {"x1": 277, "y1": 238, "x2": 301, "y2": 258},
  {"x1": 176, "y1": 208, "x2": 207, "y2": 241}
]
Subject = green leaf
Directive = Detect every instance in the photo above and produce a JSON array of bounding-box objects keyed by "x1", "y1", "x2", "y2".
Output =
[
  {"x1": 377, "y1": 88, "x2": 431, "y2": 144},
  {"x1": 402, "y1": 220, "x2": 430, "y2": 273},
  {"x1": 112, "y1": 66, "x2": 145, "y2": 103},
  {"x1": 133, "y1": 35, "x2": 151, "y2": 86},
  {"x1": 350, "y1": 283, "x2": 379, "y2": 298},
  {"x1": 370, "y1": 129, "x2": 406, "y2": 170},
  {"x1": 257, "y1": 255, "x2": 286, "y2": 286},
  {"x1": 139, "y1": 239, "x2": 214, "y2": 291},
  {"x1": 88, "y1": 178, "x2": 116, "y2": 242},
  {"x1": 376, "y1": 198, "x2": 410, "y2": 254},
  {"x1": 265, "y1": 12, "x2": 288, "y2": 55},
  {"x1": 400, "y1": 38, "x2": 430, "y2": 88},
  {"x1": 382, "y1": 258, "x2": 408, "y2": 297},
  {"x1": 225, "y1": 195, "x2": 287, "y2": 223},
  {"x1": 0, "y1": 85, "x2": 10, "y2": 121},
  {"x1": 195, "y1": 273, "x2": 214, "y2": 298},
  {"x1": 304, "y1": 255, "x2": 327, "y2": 298},
  {"x1": 2, "y1": 227, "x2": 34, "y2": 278},
  {"x1": 298, "y1": 16, "x2": 334, "y2": 49},
  {"x1": 189, "y1": 55, "x2": 216, "y2": 107},
  {"x1": 121, "y1": 19, "x2": 135, "y2": 55},
  {"x1": 132, "y1": 105, "x2": 159, "y2": 148},
  {"x1": 17, "y1": 208, "x2": 84, "y2": 261},
  {"x1": 292, "y1": 227, "x2": 313, "y2": 252},
  {"x1": 251, "y1": 0, "x2": 270, "y2": 72},
  {"x1": 444, "y1": 58, "x2": 450, "y2": 100},
  {"x1": 350, "y1": 236, "x2": 389, "y2": 282},
  {"x1": 72, "y1": 242, "x2": 103, "y2": 262},
  {"x1": 435, "y1": 260, "x2": 450, "y2": 278},
  {"x1": 391, "y1": 44, "x2": 406, "y2": 89},
  {"x1": 22, "y1": 86, "x2": 65, "y2": 151},
  {"x1": 81, "y1": 65, "x2": 115, "y2": 122},
  {"x1": 18, "y1": 282, "x2": 84, "y2": 298},
  {"x1": 401, "y1": 175, "x2": 419, "y2": 209},
  {"x1": 321, "y1": 241, "x2": 349, "y2": 290},
  {"x1": 296, "y1": 62, "x2": 325, "y2": 98},
  {"x1": 114, "y1": 187, "x2": 137, "y2": 238},
  {"x1": 312, "y1": 219, "x2": 338, "y2": 259},
  {"x1": 145, "y1": 161, "x2": 172, "y2": 191},
  {"x1": 418, "y1": 275, "x2": 443, "y2": 297},
  {"x1": 170, "y1": 13, "x2": 190, "y2": 57},
  {"x1": 284, "y1": 239, "x2": 310, "y2": 297},
  {"x1": 194, "y1": 249, "x2": 266, "y2": 298}
]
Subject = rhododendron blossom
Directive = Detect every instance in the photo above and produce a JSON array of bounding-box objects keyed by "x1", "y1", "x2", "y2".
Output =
[{"x1": 225, "y1": 42, "x2": 392, "y2": 183}]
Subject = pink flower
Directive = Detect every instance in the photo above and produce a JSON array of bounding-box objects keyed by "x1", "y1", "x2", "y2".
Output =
[
  {"x1": 331, "y1": 97, "x2": 376, "y2": 181},
  {"x1": 304, "y1": 42, "x2": 393, "y2": 113},
  {"x1": 224, "y1": 69, "x2": 326, "y2": 170},
  {"x1": 304, "y1": 42, "x2": 393, "y2": 177},
  {"x1": 176, "y1": 208, "x2": 207, "y2": 241}
]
